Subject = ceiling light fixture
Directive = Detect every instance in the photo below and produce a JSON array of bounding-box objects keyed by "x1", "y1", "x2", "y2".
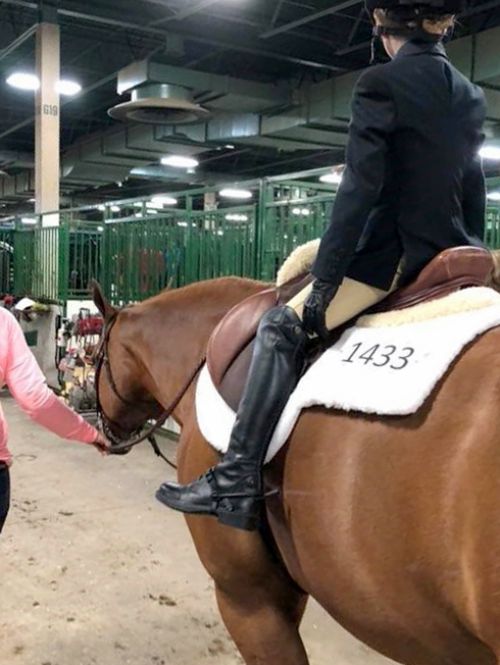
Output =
[
  {"x1": 487, "y1": 191, "x2": 500, "y2": 201},
  {"x1": 7, "y1": 72, "x2": 39, "y2": 91},
  {"x1": 56, "y1": 79, "x2": 82, "y2": 97},
  {"x1": 161, "y1": 155, "x2": 199, "y2": 169},
  {"x1": 21, "y1": 217, "x2": 37, "y2": 225},
  {"x1": 151, "y1": 195, "x2": 178, "y2": 206},
  {"x1": 225, "y1": 213, "x2": 249, "y2": 222},
  {"x1": 110, "y1": 205, "x2": 121, "y2": 212},
  {"x1": 292, "y1": 207, "x2": 311, "y2": 217},
  {"x1": 219, "y1": 188, "x2": 253, "y2": 200},
  {"x1": 320, "y1": 172, "x2": 343, "y2": 185},
  {"x1": 480, "y1": 146, "x2": 500, "y2": 161}
]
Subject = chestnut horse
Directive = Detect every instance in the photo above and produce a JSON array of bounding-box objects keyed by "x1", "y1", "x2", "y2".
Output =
[{"x1": 93, "y1": 276, "x2": 500, "y2": 665}]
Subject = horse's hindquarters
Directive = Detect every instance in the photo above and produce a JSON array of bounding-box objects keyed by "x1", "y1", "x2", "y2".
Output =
[{"x1": 269, "y1": 330, "x2": 500, "y2": 665}]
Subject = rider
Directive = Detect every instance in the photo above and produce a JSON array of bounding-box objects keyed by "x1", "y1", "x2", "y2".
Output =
[{"x1": 157, "y1": 0, "x2": 486, "y2": 531}]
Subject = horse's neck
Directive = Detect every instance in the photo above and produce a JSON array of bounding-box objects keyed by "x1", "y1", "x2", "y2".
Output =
[{"x1": 133, "y1": 278, "x2": 266, "y2": 426}]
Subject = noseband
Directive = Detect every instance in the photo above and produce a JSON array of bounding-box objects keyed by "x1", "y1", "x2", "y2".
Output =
[{"x1": 94, "y1": 309, "x2": 205, "y2": 468}]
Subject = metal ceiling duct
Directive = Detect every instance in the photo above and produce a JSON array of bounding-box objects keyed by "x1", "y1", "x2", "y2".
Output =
[{"x1": 108, "y1": 61, "x2": 209, "y2": 125}]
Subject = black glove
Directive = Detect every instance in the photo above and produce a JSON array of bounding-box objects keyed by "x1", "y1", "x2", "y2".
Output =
[{"x1": 303, "y1": 279, "x2": 340, "y2": 340}]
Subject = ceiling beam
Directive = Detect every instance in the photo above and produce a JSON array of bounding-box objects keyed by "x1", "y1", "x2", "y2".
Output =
[
  {"x1": 0, "y1": 0, "x2": 342, "y2": 71},
  {"x1": 260, "y1": 0, "x2": 362, "y2": 39},
  {"x1": 346, "y1": 7, "x2": 365, "y2": 46},
  {"x1": 0, "y1": 22, "x2": 37, "y2": 63},
  {"x1": 152, "y1": 0, "x2": 220, "y2": 24},
  {"x1": 270, "y1": 0, "x2": 286, "y2": 28}
]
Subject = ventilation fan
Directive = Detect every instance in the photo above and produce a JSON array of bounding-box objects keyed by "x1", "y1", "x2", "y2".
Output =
[{"x1": 108, "y1": 84, "x2": 209, "y2": 125}]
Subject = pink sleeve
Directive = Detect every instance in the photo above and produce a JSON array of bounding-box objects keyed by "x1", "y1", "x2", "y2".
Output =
[{"x1": 4, "y1": 311, "x2": 99, "y2": 444}]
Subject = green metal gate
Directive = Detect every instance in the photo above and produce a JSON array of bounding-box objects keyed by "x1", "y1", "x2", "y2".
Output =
[
  {"x1": 485, "y1": 206, "x2": 500, "y2": 249},
  {"x1": 3, "y1": 174, "x2": 500, "y2": 304},
  {"x1": 0, "y1": 229, "x2": 14, "y2": 295},
  {"x1": 103, "y1": 206, "x2": 256, "y2": 304},
  {"x1": 257, "y1": 179, "x2": 334, "y2": 281}
]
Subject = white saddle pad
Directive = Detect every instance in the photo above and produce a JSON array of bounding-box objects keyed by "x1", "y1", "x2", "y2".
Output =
[{"x1": 196, "y1": 287, "x2": 500, "y2": 463}]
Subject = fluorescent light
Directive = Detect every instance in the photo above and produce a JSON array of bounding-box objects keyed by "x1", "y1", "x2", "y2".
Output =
[
  {"x1": 110, "y1": 205, "x2": 120, "y2": 212},
  {"x1": 487, "y1": 191, "x2": 500, "y2": 201},
  {"x1": 134, "y1": 212, "x2": 142, "y2": 218},
  {"x1": 177, "y1": 221, "x2": 189, "y2": 227},
  {"x1": 97, "y1": 226, "x2": 104, "y2": 232},
  {"x1": 320, "y1": 172, "x2": 343, "y2": 185},
  {"x1": 7, "y1": 73, "x2": 82, "y2": 95},
  {"x1": 480, "y1": 146, "x2": 500, "y2": 161},
  {"x1": 21, "y1": 217, "x2": 37, "y2": 225},
  {"x1": 151, "y1": 195, "x2": 177, "y2": 206},
  {"x1": 225, "y1": 213, "x2": 249, "y2": 222},
  {"x1": 219, "y1": 188, "x2": 253, "y2": 200},
  {"x1": 161, "y1": 155, "x2": 199, "y2": 169},
  {"x1": 97, "y1": 205, "x2": 106, "y2": 212},
  {"x1": 56, "y1": 79, "x2": 82, "y2": 97},
  {"x1": 7, "y1": 72, "x2": 39, "y2": 91},
  {"x1": 292, "y1": 207, "x2": 311, "y2": 217}
]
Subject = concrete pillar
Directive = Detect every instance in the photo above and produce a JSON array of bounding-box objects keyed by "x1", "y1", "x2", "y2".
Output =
[
  {"x1": 35, "y1": 17, "x2": 60, "y2": 299},
  {"x1": 35, "y1": 20, "x2": 60, "y2": 225}
]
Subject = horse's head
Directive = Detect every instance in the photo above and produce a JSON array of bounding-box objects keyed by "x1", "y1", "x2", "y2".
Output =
[{"x1": 92, "y1": 282, "x2": 161, "y2": 453}]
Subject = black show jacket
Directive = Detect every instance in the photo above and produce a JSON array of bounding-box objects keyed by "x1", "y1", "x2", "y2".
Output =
[{"x1": 312, "y1": 39, "x2": 487, "y2": 290}]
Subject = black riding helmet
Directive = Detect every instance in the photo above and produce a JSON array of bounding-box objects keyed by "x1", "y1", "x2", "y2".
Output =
[{"x1": 366, "y1": 0, "x2": 466, "y2": 58}]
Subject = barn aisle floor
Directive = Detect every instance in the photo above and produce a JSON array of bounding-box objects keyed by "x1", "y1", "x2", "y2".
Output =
[{"x1": 0, "y1": 395, "x2": 395, "y2": 665}]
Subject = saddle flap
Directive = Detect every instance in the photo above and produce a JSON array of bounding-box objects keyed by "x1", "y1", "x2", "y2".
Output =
[
  {"x1": 206, "y1": 273, "x2": 313, "y2": 395},
  {"x1": 379, "y1": 247, "x2": 494, "y2": 311},
  {"x1": 207, "y1": 289, "x2": 278, "y2": 388}
]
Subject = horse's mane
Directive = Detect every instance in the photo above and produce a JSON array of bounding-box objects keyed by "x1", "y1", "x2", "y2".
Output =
[{"x1": 136, "y1": 276, "x2": 268, "y2": 310}]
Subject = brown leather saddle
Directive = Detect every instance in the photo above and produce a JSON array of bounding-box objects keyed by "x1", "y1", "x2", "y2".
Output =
[{"x1": 206, "y1": 246, "x2": 494, "y2": 411}]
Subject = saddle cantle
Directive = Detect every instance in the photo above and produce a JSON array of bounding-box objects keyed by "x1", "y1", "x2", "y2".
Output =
[
  {"x1": 377, "y1": 246, "x2": 493, "y2": 312},
  {"x1": 206, "y1": 246, "x2": 494, "y2": 411}
]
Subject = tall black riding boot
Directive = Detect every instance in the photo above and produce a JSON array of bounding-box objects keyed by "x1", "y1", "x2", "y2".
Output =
[{"x1": 156, "y1": 306, "x2": 308, "y2": 531}]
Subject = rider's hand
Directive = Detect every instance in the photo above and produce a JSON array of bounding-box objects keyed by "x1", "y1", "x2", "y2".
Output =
[
  {"x1": 91, "y1": 432, "x2": 111, "y2": 456},
  {"x1": 303, "y1": 279, "x2": 339, "y2": 340}
]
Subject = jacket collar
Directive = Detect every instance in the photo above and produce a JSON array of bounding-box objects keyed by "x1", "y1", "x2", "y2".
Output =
[{"x1": 395, "y1": 39, "x2": 449, "y2": 60}]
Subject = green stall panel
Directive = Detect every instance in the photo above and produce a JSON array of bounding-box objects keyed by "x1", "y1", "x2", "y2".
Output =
[
  {"x1": 13, "y1": 228, "x2": 35, "y2": 296},
  {"x1": 485, "y1": 206, "x2": 500, "y2": 249},
  {"x1": 258, "y1": 180, "x2": 334, "y2": 281},
  {"x1": 4, "y1": 174, "x2": 500, "y2": 305},
  {"x1": 63, "y1": 223, "x2": 103, "y2": 300},
  {"x1": 0, "y1": 229, "x2": 15, "y2": 295},
  {"x1": 102, "y1": 206, "x2": 256, "y2": 304}
]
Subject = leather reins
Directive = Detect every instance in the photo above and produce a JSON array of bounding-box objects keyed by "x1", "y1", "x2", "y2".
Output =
[{"x1": 94, "y1": 310, "x2": 205, "y2": 468}]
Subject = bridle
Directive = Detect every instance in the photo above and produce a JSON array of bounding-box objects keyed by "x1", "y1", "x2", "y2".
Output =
[{"x1": 94, "y1": 309, "x2": 205, "y2": 468}]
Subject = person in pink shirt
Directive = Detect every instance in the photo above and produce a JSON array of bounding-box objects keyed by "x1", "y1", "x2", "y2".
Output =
[{"x1": 0, "y1": 306, "x2": 108, "y2": 534}]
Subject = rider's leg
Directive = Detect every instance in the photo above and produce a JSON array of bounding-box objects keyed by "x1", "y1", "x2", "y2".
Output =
[{"x1": 156, "y1": 276, "x2": 391, "y2": 531}]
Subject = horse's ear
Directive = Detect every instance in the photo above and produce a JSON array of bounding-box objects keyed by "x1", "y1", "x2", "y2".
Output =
[{"x1": 91, "y1": 280, "x2": 117, "y2": 321}]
